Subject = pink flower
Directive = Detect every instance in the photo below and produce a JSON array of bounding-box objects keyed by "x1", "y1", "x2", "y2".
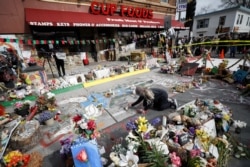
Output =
[
  {"x1": 170, "y1": 152, "x2": 181, "y2": 167},
  {"x1": 15, "y1": 102, "x2": 23, "y2": 109},
  {"x1": 190, "y1": 148, "x2": 201, "y2": 158}
]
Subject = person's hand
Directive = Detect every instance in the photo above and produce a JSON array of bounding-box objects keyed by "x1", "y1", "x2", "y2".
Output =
[
  {"x1": 124, "y1": 103, "x2": 132, "y2": 111},
  {"x1": 127, "y1": 103, "x2": 132, "y2": 108},
  {"x1": 137, "y1": 109, "x2": 147, "y2": 114}
]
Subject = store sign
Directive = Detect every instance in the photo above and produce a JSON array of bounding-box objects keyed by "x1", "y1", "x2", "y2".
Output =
[
  {"x1": 90, "y1": 1, "x2": 153, "y2": 19},
  {"x1": 28, "y1": 21, "x2": 162, "y2": 28},
  {"x1": 177, "y1": 0, "x2": 187, "y2": 12}
]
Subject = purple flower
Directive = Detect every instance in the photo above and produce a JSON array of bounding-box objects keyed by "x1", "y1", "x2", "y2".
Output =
[
  {"x1": 143, "y1": 132, "x2": 150, "y2": 139},
  {"x1": 189, "y1": 127, "x2": 196, "y2": 136},
  {"x1": 126, "y1": 121, "x2": 137, "y2": 131},
  {"x1": 38, "y1": 110, "x2": 53, "y2": 122},
  {"x1": 149, "y1": 117, "x2": 161, "y2": 126},
  {"x1": 215, "y1": 113, "x2": 222, "y2": 119}
]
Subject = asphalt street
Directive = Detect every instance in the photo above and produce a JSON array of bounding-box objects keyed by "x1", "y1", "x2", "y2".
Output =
[{"x1": 38, "y1": 58, "x2": 250, "y2": 167}]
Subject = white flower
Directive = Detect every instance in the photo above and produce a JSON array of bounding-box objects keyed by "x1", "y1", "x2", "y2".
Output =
[
  {"x1": 233, "y1": 120, "x2": 247, "y2": 128},
  {"x1": 155, "y1": 126, "x2": 169, "y2": 140},
  {"x1": 126, "y1": 131, "x2": 139, "y2": 141},
  {"x1": 125, "y1": 132, "x2": 140, "y2": 153},
  {"x1": 144, "y1": 123, "x2": 155, "y2": 134},
  {"x1": 79, "y1": 122, "x2": 88, "y2": 129},
  {"x1": 46, "y1": 92, "x2": 55, "y2": 99},
  {"x1": 127, "y1": 140, "x2": 140, "y2": 153},
  {"x1": 119, "y1": 150, "x2": 139, "y2": 167},
  {"x1": 110, "y1": 152, "x2": 120, "y2": 166},
  {"x1": 145, "y1": 138, "x2": 169, "y2": 155}
]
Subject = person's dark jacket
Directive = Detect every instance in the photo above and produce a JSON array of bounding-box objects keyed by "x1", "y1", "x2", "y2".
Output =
[{"x1": 131, "y1": 88, "x2": 171, "y2": 111}]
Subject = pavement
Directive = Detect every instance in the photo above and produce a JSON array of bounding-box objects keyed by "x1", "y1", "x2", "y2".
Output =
[{"x1": 3, "y1": 53, "x2": 250, "y2": 166}]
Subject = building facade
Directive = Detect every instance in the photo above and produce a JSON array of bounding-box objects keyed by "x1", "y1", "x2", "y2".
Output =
[
  {"x1": 193, "y1": 6, "x2": 250, "y2": 38},
  {"x1": 0, "y1": 0, "x2": 186, "y2": 60}
]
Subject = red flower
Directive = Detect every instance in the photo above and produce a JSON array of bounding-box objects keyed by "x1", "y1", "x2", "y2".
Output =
[
  {"x1": 73, "y1": 114, "x2": 82, "y2": 123},
  {"x1": 87, "y1": 119, "x2": 96, "y2": 130}
]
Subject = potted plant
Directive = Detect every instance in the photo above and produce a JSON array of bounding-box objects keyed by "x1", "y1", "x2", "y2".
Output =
[
  {"x1": 38, "y1": 110, "x2": 54, "y2": 126},
  {"x1": 14, "y1": 100, "x2": 31, "y2": 117}
]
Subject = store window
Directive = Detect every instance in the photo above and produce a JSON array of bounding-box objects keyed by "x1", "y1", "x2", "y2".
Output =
[
  {"x1": 240, "y1": 15, "x2": 243, "y2": 24},
  {"x1": 247, "y1": 17, "x2": 250, "y2": 26},
  {"x1": 197, "y1": 19, "x2": 209, "y2": 29},
  {"x1": 219, "y1": 16, "x2": 226, "y2": 26},
  {"x1": 236, "y1": 14, "x2": 243, "y2": 24},
  {"x1": 161, "y1": 0, "x2": 169, "y2": 3},
  {"x1": 236, "y1": 14, "x2": 240, "y2": 24}
]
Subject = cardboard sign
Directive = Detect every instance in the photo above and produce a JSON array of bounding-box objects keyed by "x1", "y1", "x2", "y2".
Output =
[
  {"x1": 55, "y1": 52, "x2": 66, "y2": 60},
  {"x1": 178, "y1": 133, "x2": 189, "y2": 146},
  {"x1": 71, "y1": 138, "x2": 102, "y2": 167}
]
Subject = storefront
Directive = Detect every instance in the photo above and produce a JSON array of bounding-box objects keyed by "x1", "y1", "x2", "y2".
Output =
[{"x1": 24, "y1": 1, "x2": 185, "y2": 60}]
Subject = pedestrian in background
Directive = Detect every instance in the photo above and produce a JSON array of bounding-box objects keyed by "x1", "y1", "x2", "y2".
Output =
[{"x1": 52, "y1": 52, "x2": 66, "y2": 77}]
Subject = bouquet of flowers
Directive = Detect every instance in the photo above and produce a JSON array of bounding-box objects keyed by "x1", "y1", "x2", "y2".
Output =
[
  {"x1": 195, "y1": 129, "x2": 211, "y2": 152},
  {"x1": 233, "y1": 120, "x2": 247, "y2": 129},
  {"x1": 109, "y1": 116, "x2": 172, "y2": 166},
  {"x1": 3, "y1": 150, "x2": 30, "y2": 167},
  {"x1": 233, "y1": 120, "x2": 247, "y2": 134},
  {"x1": 14, "y1": 100, "x2": 31, "y2": 117},
  {"x1": 72, "y1": 114, "x2": 100, "y2": 140},
  {"x1": 36, "y1": 92, "x2": 56, "y2": 112}
]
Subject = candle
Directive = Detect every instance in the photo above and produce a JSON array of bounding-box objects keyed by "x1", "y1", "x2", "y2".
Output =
[{"x1": 162, "y1": 116, "x2": 167, "y2": 127}]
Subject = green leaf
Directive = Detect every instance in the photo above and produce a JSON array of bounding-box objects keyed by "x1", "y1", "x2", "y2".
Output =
[
  {"x1": 241, "y1": 153, "x2": 246, "y2": 157},
  {"x1": 235, "y1": 153, "x2": 241, "y2": 158},
  {"x1": 237, "y1": 146, "x2": 243, "y2": 151}
]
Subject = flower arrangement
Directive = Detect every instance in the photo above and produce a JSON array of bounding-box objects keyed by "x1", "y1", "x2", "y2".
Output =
[
  {"x1": 169, "y1": 152, "x2": 181, "y2": 167},
  {"x1": 195, "y1": 129, "x2": 211, "y2": 152},
  {"x1": 233, "y1": 120, "x2": 247, "y2": 128},
  {"x1": 212, "y1": 137, "x2": 233, "y2": 167},
  {"x1": 38, "y1": 110, "x2": 54, "y2": 123},
  {"x1": 14, "y1": 100, "x2": 31, "y2": 110},
  {"x1": 14, "y1": 100, "x2": 31, "y2": 117},
  {"x1": 110, "y1": 116, "x2": 175, "y2": 166},
  {"x1": 126, "y1": 116, "x2": 151, "y2": 137},
  {"x1": 3, "y1": 150, "x2": 30, "y2": 167},
  {"x1": 36, "y1": 92, "x2": 57, "y2": 112},
  {"x1": 59, "y1": 136, "x2": 74, "y2": 159},
  {"x1": 72, "y1": 114, "x2": 100, "y2": 140}
]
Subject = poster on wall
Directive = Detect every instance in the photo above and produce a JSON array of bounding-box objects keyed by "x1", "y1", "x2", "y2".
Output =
[
  {"x1": 80, "y1": 52, "x2": 86, "y2": 60},
  {"x1": 0, "y1": 35, "x2": 23, "y2": 60}
]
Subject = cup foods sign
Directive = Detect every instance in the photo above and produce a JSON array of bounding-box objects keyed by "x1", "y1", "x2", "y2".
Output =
[
  {"x1": 27, "y1": 1, "x2": 162, "y2": 28},
  {"x1": 90, "y1": 1, "x2": 153, "y2": 19}
]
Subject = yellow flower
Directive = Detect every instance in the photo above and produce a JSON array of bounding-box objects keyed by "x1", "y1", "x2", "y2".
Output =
[
  {"x1": 223, "y1": 114, "x2": 230, "y2": 121},
  {"x1": 136, "y1": 116, "x2": 148, "y2": 125},
  {"x1": 138, "y1": 123, "x2": 148, "y2": 133},
  {"x1": 3, "y1": 150, "x2": 23, "y2": 163}
]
